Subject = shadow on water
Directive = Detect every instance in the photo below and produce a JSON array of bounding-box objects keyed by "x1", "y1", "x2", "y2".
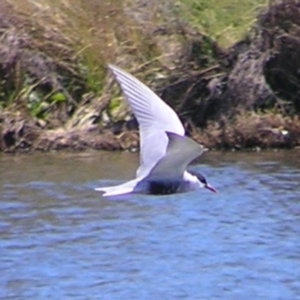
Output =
[{"x1": 0, "y1": 150, "x2": 300, "y2": 299}]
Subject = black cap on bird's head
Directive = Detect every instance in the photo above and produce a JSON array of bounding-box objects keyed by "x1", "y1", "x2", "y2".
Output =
[{"x1": 189, "y1": 170, "x2": 217, "y2": 193}]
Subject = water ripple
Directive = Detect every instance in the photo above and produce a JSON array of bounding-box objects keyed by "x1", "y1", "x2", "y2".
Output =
[{"x1": 1, "y1": 151, "x2": 300, "y2": 299}]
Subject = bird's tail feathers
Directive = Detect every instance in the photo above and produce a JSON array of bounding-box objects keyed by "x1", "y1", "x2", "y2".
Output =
[{"x1": 95, "y1": 179, "x2": 138, "y2": 197}]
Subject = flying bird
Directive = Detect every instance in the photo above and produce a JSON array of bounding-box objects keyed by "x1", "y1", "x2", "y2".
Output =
[{"x1": 95, "y1": 65, "x2": 216, "y2": 196}]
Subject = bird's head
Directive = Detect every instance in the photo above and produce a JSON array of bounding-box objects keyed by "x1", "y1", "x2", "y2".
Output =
[{"x1": 190, "y1": 171, "x2": 217, "y2": 193}]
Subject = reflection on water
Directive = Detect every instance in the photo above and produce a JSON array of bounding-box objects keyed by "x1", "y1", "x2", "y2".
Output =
[{"x1": 1, "y1": 151, "x2": 300, "y2": 299}]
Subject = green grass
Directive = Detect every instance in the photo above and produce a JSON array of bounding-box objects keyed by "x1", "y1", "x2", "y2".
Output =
[
  {"x1": 6, "y1": 0, "x2": 269, "y2": 78},
  {"x1": 2, "y1": 0, "x2": 268, "y2": 117},
  {"x1": 178, "y1": 0, "x2": 268, "y2": 47}
]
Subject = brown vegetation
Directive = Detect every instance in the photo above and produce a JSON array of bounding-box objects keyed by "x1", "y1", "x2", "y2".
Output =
[{"x1": 1, "y1": 0, "x2": 300, "y2": 152}]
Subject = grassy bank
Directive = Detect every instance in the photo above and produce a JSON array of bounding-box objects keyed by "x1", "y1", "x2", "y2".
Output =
[
  {"x1": 179, "y1": 0, "x2": 267, "y2": 46},
  {"x1": 4, "y1": 0, "x2": 267, "y2": 97},
  {"x1": 4, "y1": 0, "x2": 300, "y2": 152}
]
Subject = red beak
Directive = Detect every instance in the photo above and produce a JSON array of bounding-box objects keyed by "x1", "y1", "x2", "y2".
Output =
[{"x1": 205, "y1": 183, "x2": 217, "y2": 193}]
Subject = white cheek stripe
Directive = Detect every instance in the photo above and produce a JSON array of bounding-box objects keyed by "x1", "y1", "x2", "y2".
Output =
[{"x1": 183, "y1": 171, "x2": 205, "y2": 188}]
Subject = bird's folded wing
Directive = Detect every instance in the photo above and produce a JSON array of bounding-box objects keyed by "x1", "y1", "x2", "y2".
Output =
[
  {"x1": 145, "y1": 132, "x2": 204, "y2": 181},
  {"x1": 108, "y1": 65, "x2": 185, "y2": 179}
]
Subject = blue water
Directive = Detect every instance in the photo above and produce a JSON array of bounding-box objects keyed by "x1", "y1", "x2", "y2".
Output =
[{"x1": 0, "y1": 151, "x2": 300, "y2": 299}]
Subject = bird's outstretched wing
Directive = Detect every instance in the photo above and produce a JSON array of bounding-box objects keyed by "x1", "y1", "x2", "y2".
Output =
[
  {"x1": 108, "y1": 65, "x2": 185, "y2": 179},
  {"x1": 144, "y1": 132, "x2": 204, "y2": 181}
]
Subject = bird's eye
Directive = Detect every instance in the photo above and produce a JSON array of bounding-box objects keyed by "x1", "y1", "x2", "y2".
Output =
[{"x1": 201, "y1": 178, "x2": 207, "y2": 185}]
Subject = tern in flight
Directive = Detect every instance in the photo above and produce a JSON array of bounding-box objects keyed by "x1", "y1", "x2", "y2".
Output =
[{"x1": 95, "y1": 65, "x2": 216, "y2": 196}]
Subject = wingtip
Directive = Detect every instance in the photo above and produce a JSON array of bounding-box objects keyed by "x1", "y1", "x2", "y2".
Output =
[
  {"x1": 107, "y1": 64, "x2": 117, "y2": 73},
  {"x1": 107, "y1": 63, "x2": 115, "y2": 69},
  {"x1": 108, "y1": 64, "x2": 125, "y2": 74}
]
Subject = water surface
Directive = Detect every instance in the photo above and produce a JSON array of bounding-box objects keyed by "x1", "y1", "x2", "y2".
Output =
[{"x1": 1, "y1": 150, "x2": 300, "y2": 299}]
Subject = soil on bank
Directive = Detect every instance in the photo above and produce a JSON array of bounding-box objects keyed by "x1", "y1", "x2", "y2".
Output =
[{"x1": 1, "y1": 0, "x2": 300, "y2": 152}]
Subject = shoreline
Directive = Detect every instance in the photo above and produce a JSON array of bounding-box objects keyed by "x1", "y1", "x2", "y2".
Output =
[{"x1": 1, "y1": 1, "x2": 300, "y2": 153}]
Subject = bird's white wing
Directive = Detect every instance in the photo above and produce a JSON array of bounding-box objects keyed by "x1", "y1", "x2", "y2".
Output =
[{"x1": 108, "y1": 65, "x2": 185, "y2": 179}]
